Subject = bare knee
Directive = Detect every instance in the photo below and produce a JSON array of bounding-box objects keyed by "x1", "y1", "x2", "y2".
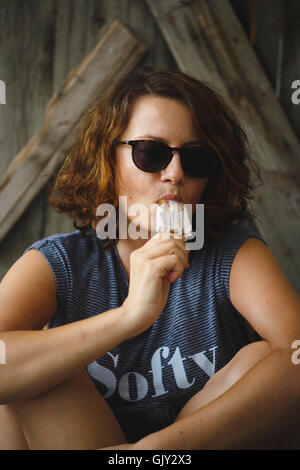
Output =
[
  {"x1": 0, "y1": 404, "x2": 29, "y2": 450},
  {"x1": 8, "y1": 368, "x2": 128, "y2": 449}
]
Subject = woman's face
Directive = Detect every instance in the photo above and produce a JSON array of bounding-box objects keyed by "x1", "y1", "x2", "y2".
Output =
[{"x1": 115, "y1": 94, "x2": 208, "y2": 238}]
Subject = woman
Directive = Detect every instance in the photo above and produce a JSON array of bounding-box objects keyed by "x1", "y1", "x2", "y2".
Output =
[{"x1": 0, "y1": 67, "x2": 300, "y2": 450}]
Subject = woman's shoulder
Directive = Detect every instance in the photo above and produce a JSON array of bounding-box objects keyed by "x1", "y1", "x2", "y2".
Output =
[
  {"x1": 22, "y1": 229, "x2": 110, "y2": 317},
  {"x1": 22, "y1": 228, "x2": 109, "y2": 283},
  {"x1": 23, "y1": 228, "x2": 103, "y2": 256},
  {"x1": 189, "y1": 221, "x2": 268, "y2": 297},
  {"x1": 204, "y1": 221, "x2": 268, "y2": 256}
]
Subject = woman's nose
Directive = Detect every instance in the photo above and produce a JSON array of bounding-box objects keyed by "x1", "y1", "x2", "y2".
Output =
[{"x1": 160, "y1": 151, "x2": 185, "y2": 183}]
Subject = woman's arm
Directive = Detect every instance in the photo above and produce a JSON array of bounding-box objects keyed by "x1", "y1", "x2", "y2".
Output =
[
  {"x1": 131, "y1": 347, "x2": 298, "y2": 449},
  {"x1": 0, "y1": 250, "x2": 133, "y2": 404},
  {"x1": 125, "y1": 238, "x2": 300, "y2": 449},
  {"x1": 0, "y1": 233, "x2": 189, "y2": 405}
]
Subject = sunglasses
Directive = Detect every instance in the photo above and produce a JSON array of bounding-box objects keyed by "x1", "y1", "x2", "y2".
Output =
[{"x1": 116, "y1": 140, "x2": 219, "y2": 178}]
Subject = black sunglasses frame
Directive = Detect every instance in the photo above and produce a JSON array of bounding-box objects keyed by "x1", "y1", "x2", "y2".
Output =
[{"x1": 116, "y1": 140, "x2": 219, "y2": 178}]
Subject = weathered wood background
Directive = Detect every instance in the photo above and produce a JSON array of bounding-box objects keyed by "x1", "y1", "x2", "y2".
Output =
[{"x1": 0, "y1": 0, "x2": 299, "y2": 290}]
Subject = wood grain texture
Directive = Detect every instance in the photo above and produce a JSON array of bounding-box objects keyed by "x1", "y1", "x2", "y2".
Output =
[
  {"x1": 43, "y1": 0, "x2": 176, "y2": 239},
  {"x1": 0, "y1": 0, "x2": 176, "y2": 280},
  {"x1": 0, "y1": 0, "x2": 57, "y2": 277},
  {"x1": 280, "y1": 0, "x2": 300, "y2": 138},
  {"x1": 147, "y1": 0, "x2": 300, "y2": 293},
  {"x1": 0, "y1": 0, "x2": 299, "y2": 283},
  {"x1": 232, "y1": 0, "x2": 300, "y2": 139},
  {"x1": 0, "y1": 20, "x2": 147, "y2": 245}
]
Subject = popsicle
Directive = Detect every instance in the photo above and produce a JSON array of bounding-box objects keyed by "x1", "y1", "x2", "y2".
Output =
[{"x1": 156, "y1": 200, "x2": 193, "y2": 241}]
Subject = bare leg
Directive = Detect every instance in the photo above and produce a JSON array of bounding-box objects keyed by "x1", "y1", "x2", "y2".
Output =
[
  {"x1": 175, "y1": 341, "x2": 299, "y2": 449},
  {"x1": 0, "y1": 404, "x2": 29, "y2": 450},
  {"x1": 3, "y1": 342, "x2": 299, "y2": 450},
  {"x1": 176, "y1": 341, "x2": 272, "y2": 419},
  {"x1": 5, "y1": 368, "x2": 127, "y2": 450}
]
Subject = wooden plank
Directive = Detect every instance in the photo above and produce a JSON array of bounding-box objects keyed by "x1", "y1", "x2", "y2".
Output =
[
  {"x1": 231, "y1": 0, "x2": 300, "y2": 140},
  {"x1": 46, "y1": 0, "x2": 176, "y2": 238},
  {"x1": 0, "y1": 0, "x2": 58, "y2": 280},
  {"x1": 0, "y1": 0, "x2": 57, "y2": 177},
  {"x1": 45, "y1": 0, "x2": 109, "y2": 237},
  {"x1": 255, "y1": 0, "x2": 283, "y2": 93},
  {"x1": 84, "y1": 0, "x2": 177, "y2": 69},
  {"x1": 280, "y1": 0, "x2": 300, "y2": 138},
  {"x1": 230, "y1": 0, "x2": 252, "y2": 36},
  {"x1": 0, "y1": 20, "x2": 147, "y2": 244},
  {"x1": 146, "y1": 0, "x2": 300, "y2": 294},
  {"x1": 0, "y1": 0, "x2": 176, "y2": 281}
]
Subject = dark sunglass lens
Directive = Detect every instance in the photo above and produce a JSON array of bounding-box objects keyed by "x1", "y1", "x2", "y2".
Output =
[
  {"x1": 181, "y1": 146, "x2": 218, "y2": 178},
  {"x1": 133, "y1": 141, "x2": 170, "y2": 173}
]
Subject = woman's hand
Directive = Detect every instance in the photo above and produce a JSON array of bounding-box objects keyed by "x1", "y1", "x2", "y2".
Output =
[{"x1": 122, "y1": 232, "x2": 190, "y2": 337}]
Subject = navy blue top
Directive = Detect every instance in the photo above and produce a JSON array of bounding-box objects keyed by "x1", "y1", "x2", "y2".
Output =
[{"x1": 24, "y1": 222, "x2": 266, "y2": 442}]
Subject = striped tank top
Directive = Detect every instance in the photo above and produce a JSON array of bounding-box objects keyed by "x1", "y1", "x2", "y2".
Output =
[{"x1": 24, "y1": 222, "x2": 266, "y2": 442}]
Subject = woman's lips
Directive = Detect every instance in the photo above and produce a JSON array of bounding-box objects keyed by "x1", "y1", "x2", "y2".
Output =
[{"x1": 157, "y1": 195, "x2": 181, "y2": 203}]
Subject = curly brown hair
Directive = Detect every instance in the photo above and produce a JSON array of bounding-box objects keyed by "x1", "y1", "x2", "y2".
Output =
[{"x1": 48, "y1": 66, "x2": 262, "y2": 249}]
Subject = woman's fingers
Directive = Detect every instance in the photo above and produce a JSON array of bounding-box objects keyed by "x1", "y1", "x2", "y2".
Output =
[
  {"x1": 122, "y1": 232, "x2": 191, "y2": 336},
  {"x1": 140, "y1": 238, "x2": 188, "y2": 267}
]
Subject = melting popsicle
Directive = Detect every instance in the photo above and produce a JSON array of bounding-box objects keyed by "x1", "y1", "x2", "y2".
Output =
[{"x1": 156, "y1": 200, "x2": 193, "y2": 241}]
